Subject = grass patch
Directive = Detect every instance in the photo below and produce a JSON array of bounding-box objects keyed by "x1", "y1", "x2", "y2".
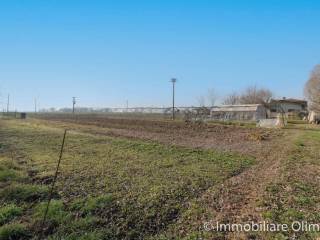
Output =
[
  {"x1": 0, "y1": 169, "x2": 20, "y2": 182},
  {"x1": 0, "y1": 183, "x2": 50, "y2": 203},
  {"x1": 0, "y1": 223, "x2": 30, "y2": 240},
  {"x1": 33, "y1": 200, "x2": 106, "y2": 238},
  {"x1": 0, "y1": 204, "x2": 23, "y2": 225},
  {"x1": 261, "y1": 129, "x2": 320, "y2": 239},
  {"x1": 0, "y1": 160, "x2": 25, "y2": 182},
  {"x1": 33, "y1": 200, "x2": 71, "y2": 226},
  {"x1": 47, "y1": 230, "x2": 106, "y2": 240},
  {"x1": 0, "y1": 120, "x2": 255, "y2": 239},
  {"x1": 70, "y1": 194, "x2": 115, "y2": 215}
]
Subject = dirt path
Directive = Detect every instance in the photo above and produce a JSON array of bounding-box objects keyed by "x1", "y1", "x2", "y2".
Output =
[{"x1": 193, "y1": 130, "x2": 301, "y2": 239}]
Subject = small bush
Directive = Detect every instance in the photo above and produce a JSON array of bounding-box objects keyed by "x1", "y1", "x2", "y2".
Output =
[
  {"x1": 0, "y1": 184, "x2": 49, "y2": 203},
  {"x1": 0, "y1": 223, "x2": 30, "y2": 240},
  {"x1": 0, "y1": 204, "x2": 23, "y2": 225}
]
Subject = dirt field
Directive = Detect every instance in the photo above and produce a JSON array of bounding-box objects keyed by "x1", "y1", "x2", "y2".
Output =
[
  {"x1": 33, "y1": 113, "x2": 278, "y2": 157},
  {"x1": 1, "y1": 115, "x2": 320, "y2": 239}
]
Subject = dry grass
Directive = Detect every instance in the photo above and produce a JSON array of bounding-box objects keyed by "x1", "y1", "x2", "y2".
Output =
[{"x1": 0, "y1": 119, "x2": 254, "y2": 239}]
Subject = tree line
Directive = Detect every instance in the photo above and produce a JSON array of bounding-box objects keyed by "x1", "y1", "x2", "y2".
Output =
[{"x1": 197, "y1": 86, "x2": 273, "y2": 107}]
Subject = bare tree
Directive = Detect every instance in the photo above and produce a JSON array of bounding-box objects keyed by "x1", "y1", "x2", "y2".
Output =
[
  {"x1": 197, "y1": 95, "x2": 206, "y2": 107},
  {"x1": 222, "y1": 86, "x2": 273, "y2": 105},
  {"x1": 207, "y1": 88, "x2": 217, "y2": 107},
  {"x1": 223, "y1": 92, "x2": 240, "y2": 105},
  {"x1": 305, "y1": 65, "x2": 320, "y2": 112},
  {"x1": 239, "y1": 86, "x2": 273, "y2": 105}
]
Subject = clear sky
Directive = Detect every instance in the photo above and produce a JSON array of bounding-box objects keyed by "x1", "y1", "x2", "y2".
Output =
[{"x1": 0, "y1": 0, "x2": 319, "y2": 111}]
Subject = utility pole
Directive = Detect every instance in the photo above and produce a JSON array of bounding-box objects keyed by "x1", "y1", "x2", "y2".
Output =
[
  {"x1": 6, "y1": 94, "x2": 10, "y2": 113},
  {"x1": 72, "y1": 97, "x2": 76, "y2": 114},
  {"x1": 34, "y1": 98, "x2": 37, "y2": 113},
  {"x1": 170, "y1": 78, "x2": 177, "y2": 120},
  {"x1": 126, "y1": 100, "x2": 129, "y2": 112}
]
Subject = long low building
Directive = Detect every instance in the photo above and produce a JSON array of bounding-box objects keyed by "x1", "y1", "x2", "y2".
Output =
[
  {"x1": 210, "y1": 104, "x2": 268, "y2": 121},
  {"x1": 268, "y1": 98, "x2": 308, "y2": 118}
]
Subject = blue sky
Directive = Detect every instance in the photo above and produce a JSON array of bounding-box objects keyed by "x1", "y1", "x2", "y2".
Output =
[{"x1": 0, "y1": 0, "x2": 319, "y2": 111}]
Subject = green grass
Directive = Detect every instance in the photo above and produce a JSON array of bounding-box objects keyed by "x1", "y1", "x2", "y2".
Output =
[
  {"x1": 0, "y1": 223, "x2": 30, "y2": 240},
  {"x1": 261, "y1": 129, "x2": 320, "y2": 239},
  {"x1": 33, "y1": 200, "x2": 72, "y2": 231},
  {"x1": 70, "y1": 194, "x2": 114, "y2": 215},
  {"x1": 0, "y1": 120, "x2": 255, "y2": 239},
  {"x1": 0, "y1": 169, "x2": 20, "y2": 182},
  {"x1": 0, "y1": 183, "x2": 50, "y2": 203},
  {"x1": 0, "y1": 204, "x2": 23, "y2": 225},
  {"x1": 0, "y1": 160, "x2": 25, "y2": 182}
]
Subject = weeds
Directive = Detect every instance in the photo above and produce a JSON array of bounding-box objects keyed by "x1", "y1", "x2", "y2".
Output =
[
  {"x1": 0, "y1": 119, "x2": 255, "y2": 239},
  {"x1": 0, "y1": 204, "x2": 22, "y2": 225},
  {"x1": 0, "y1": 183, "x2": 50, "y2": 203},
  {"x1": 0, "y1": 223, "x2": 30, "y2": 240},
  {"x1": 262, "y1": 130, "x2": 320, "y2": 239}
]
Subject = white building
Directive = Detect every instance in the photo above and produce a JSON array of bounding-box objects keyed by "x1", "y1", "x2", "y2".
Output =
[{"x1": 210, "y1": 104, "x2": 268, "y2": 121}]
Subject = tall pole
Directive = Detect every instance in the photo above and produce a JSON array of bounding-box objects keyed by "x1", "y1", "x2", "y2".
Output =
[
  {"x1": 170, "y1": 78, "x2": 177, "y2": 120},
  {"x1": 6, "y1": 94, "x2": 10, "y2": 113},
  {"x1": 72, "y1": 97, "x2": 76, "y2": 114},
  {"x1": 39, "y1": 130, "x2": 67, "y2": 239},
  {"x1": 34, "y1": 98, "x2": 37, "y2": 113}
]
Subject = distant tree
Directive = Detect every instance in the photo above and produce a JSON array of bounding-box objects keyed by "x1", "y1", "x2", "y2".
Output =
[
  {"x1": 207, "y1": 88, "x2": 217, "y2": 107},
  {"x1": 223, "y1": 92, "x2": 240, "y2": 105},
  {"x1": 222, "y1": 86, "x2": 273, "y2": 105},
  {"x1": 305, "y1": 65, "x2": 320, "y2": 112},
  {"x1": 197, "y1": 95, "x2": 206, "y2": 107},
  {"x1": 239, "y1": 86, "x2": 273, "y2": 105}
]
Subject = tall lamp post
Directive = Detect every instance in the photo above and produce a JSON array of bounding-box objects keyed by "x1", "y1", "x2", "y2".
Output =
[
  {"x1": 170, "y1": 78, "x2": 177, "y2": 120},
  {"x1": 72, "y1": 97, "x2": 76, "y2": 114}
]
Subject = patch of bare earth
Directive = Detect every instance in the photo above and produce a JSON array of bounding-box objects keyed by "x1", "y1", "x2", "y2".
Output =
[{"x1": 33, "y1": 116, "x2": 280, "y2": 157}]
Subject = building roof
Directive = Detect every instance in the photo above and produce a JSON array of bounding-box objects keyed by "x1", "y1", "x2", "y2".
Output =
[
  {"x1": 270, "y1": 98, "x2": 307, "y2": 105},
  {"x1": 211, "y1": 104, "x2": 264, "y2": 112}
]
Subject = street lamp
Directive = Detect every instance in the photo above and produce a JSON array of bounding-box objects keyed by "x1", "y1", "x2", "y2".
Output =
[
  {"x1": 170, "y1": 78, "x2": 177, "y2": 120},
  {"x1": 72, "y1": 97, "x2": 76, "y2": 114}
]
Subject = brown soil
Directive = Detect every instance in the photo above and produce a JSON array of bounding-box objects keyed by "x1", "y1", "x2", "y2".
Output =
[{"x1": 34, "y1": 115, "x2": 280, "y2": 158}]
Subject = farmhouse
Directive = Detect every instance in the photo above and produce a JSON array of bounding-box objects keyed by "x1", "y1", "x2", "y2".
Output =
[
  {"x1": 268, "y1": 98, "x2": 307, "y2": 118},
  {"x1": 210, "y1": 104, "x2": 268, "y2": 121}
]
